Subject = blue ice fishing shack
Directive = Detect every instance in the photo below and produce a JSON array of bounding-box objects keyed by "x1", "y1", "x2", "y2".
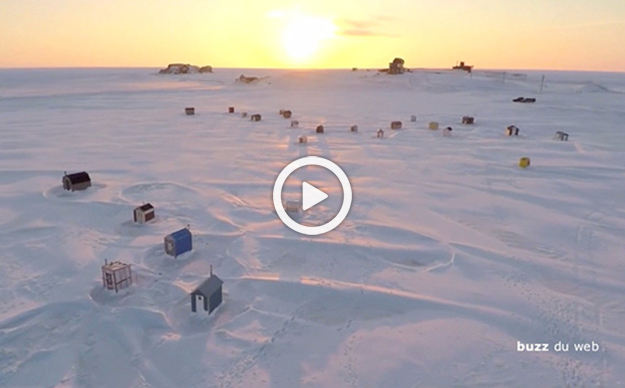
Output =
[{"x1": 164, "y1": 227, "x2": 192, "y2": 258}]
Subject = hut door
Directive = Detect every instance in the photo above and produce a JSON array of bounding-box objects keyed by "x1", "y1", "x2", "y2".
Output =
[
  {"x1": 165, "y1": 240, "x2": 174, "y2": 255},
  {"x1": 195, "y1": 295, "x2": 204, "y2": 311},
  {"x1": 105, "y1": 273, "x2": 113, "y2": 288}
]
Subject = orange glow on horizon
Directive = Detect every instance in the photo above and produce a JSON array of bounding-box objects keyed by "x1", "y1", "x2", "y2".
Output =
[{"x1": 0, "y1": 1, "x2": 623, "y2": 72}]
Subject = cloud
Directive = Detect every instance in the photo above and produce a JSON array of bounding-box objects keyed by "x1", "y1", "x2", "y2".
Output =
[
  {"x1": 341, "y1": 19, "x2": 374, "y2": 29},
  {"x1": 546, "y1": 20, "x2": 625, "y2": 30},
  {"x1": 340, "y1": 28, "x2": 377, "y2": 37},
  {"x1": 340, "y1": 29, "x2": 397, "y2": 38},
  {"x1": 336, "y1": 18, "x2": 397, "y2": 38}
]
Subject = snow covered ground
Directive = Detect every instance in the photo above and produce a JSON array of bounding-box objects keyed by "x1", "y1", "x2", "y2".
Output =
[{"x1": 0, "y1": 67, "x2": 624, "y2": 388}]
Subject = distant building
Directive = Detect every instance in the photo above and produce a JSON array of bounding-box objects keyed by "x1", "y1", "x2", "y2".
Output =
[
  {"x1": 101, "y1": 260, "x2": 133, "y2": 293},
  {"x1": 389, "y1": 58, "x2": 406, "y2": 75},
  {"x1": 377, "y1": 129, "x2": 384, "y2": 138},
  {"x1": 298, "y1": 135, "x2": 308, "y2": 144},
  {"x1": 452, "y1": 61, "x2": 473, "y2": 73},
  {"x1": 63, "y1": 171, "x2": 91, "y2": 192},
  {"x1": 185, "y1": 107, "x2": 195, "y2": 115},
  {"x1": 164, "y1": 227, "x2": 192, "y2": 258},
  {"x1": 158, "y1": 64, "x2": 212, "y2": 74},
  {"x1": 134, "y1": 203, "x2": 155, "y2": 224},
  {"x1": 316, "y1": 125, "x2": 324, "y2": 134},
  {"x1": 191, "y1": 267, "x2": 223, "y2": 314},
  {"x1": 350, "y1": 125, "x2": 359, "y2": 132},
  {"x1": 251, "y1": 114, "x2": 262, "y2": 122},
  {"x1": 391, "y1": 121, "x2": 402, "y2": 129}
]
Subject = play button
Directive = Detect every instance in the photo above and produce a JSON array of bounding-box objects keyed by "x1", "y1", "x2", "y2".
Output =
[
  {"x1": 273, "y1": 156, "x2": 353, "y2": 236},
  {"x1": 302, "y1": 182, "x2": 328, "y2": 211}
]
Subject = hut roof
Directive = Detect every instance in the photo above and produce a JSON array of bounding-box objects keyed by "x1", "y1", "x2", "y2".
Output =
[
  {"x1": 65, "y1": 171, "x2": 91, "y2": 184},
  {"x1": 193, "y1": 275, "x2": 223, "y2": 297},
  {"x1": 137, "y1": 203, "x2": 154, "y2": 212},
  {"x1": 102, "y1": 261, "x2": 130, "y2": 271},
  {"x1": 169, "y1": 228, "x2": 191, "y2": 241}
]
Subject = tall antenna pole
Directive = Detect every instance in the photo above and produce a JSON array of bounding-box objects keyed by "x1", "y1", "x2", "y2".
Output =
[{"x1": 539, "y1": 74, "x2": 545, "y2": 93}]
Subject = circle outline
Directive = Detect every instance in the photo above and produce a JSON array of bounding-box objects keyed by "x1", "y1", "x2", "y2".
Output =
[{"x1": 273, "y1": 156, "x2": 352, "y2": 236}]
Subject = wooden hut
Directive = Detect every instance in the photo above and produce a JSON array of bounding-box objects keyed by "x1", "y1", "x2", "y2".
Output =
[
  {"x1": 241, "y1": 112, "x2": 248, "y2": 118},
  {"x1": 228, "y1": 107, "x2": 235, "y2": 113},
  {"x1": 462, "y1": 116, "x2": 475, "y2": 125},
  {"x1": 298, "y1": 135, "x2": 308, "y2": 144},
  {"x1": 101, "y1": 260, "x2": 133, "y2": 293},
  {"x1": 506, "y1": 125, "x2": 520, "y2": 136},
  {"x1": 555, "y1": 131, "x2": 569, "y2": 141},
  {"x1": 251, "y1": 114, "x2": 262, "y2": 122},
  {"x1": 428, "y1": 122, "x2": 439, "y2": 130},
  {"x1": 290, "y1": 120, "x2": 299, "y2": 128},
  {"x1": 350, "y1": 125, "x2": 359, "y2": 133},
  {"x1": 391, "y1": 121, "x2": 402, "y2": 129},
  {"x1": 519, "y1": 157, "x2": 531, "y2": 168},
  {"x1": 284, "y1": 200, "x2": 301, "y2": 214},
  {"x1": 282, "y1": 110, "x2": 292, "y2": 119},
  {"x1": 63, "y1": 171, "x2": 91, "y2": 192},
  {"x1": 377, "y1": 129, "x2": 384, "y2": 138},
  {"x1": 133, "y1": 203, "x2": 155, "y2": 224},
  {"x1": 185, "y1": 107, "x2": 195, "y2": 116},
  {"x1": 316, "y1": 125, "x2": 324, "y2": 134},
  {"x1": 410, "y1": 115, "x2": 417, "y2": 122}
]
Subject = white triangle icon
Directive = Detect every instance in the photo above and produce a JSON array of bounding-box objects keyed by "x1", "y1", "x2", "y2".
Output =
[{"x1": 302, "y1": 182, "x2": 328, "y2": 211}]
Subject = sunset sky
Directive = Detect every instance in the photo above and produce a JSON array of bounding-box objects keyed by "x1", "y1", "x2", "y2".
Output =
[{"x1": 1, "y1": 0, "x2": 624, "y2": 71}]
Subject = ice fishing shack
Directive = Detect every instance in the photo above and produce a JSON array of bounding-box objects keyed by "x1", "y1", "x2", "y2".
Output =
[{"x1": 164, "y1": 226, "x2": 193, "y2": 258}]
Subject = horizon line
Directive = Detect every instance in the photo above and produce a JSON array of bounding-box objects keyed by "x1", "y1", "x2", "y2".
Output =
[{"x1": 0, "y1": 66, "x2": 624, "y2": 74}]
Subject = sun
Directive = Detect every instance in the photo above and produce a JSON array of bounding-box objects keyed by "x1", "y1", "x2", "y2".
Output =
[{"x1": 281, "y1": 13, "x2": 336, "y2": 63}]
